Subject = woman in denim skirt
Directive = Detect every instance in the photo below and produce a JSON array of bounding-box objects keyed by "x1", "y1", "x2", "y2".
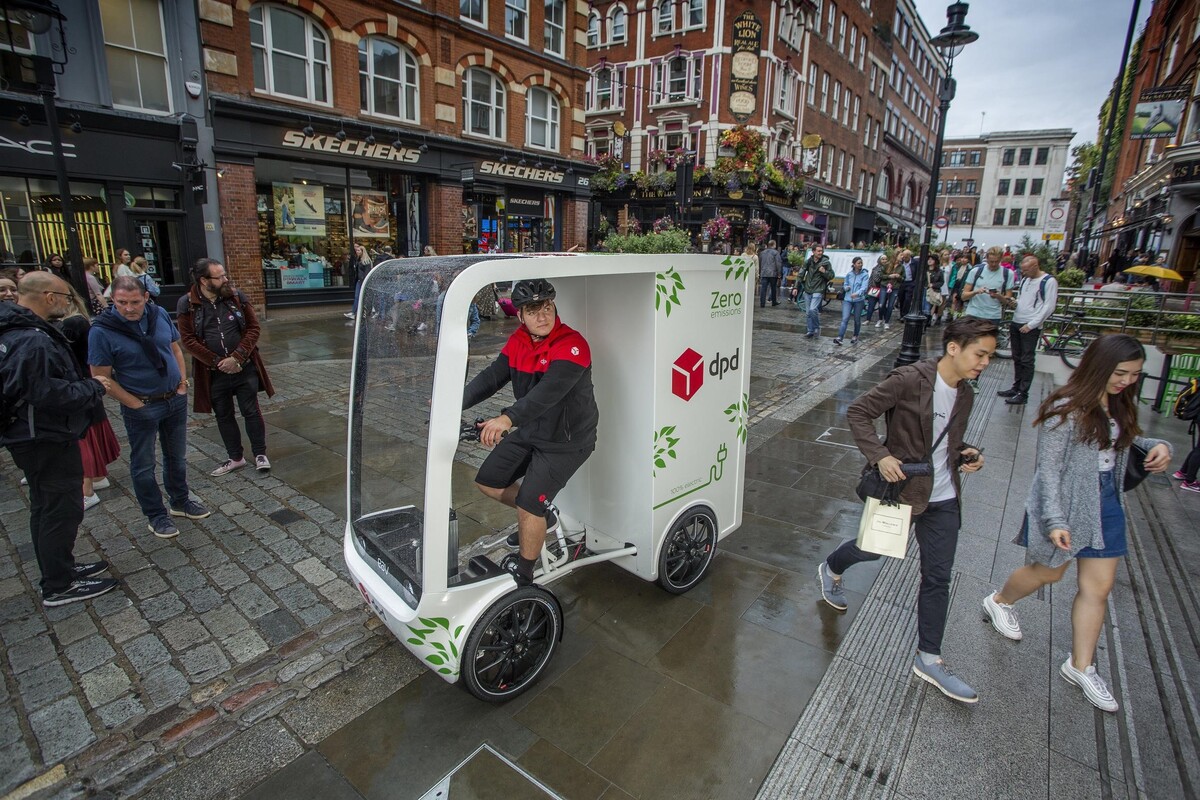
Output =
[{"x1": 980, "y1": 335, "x2": 1172, "y2": 712}]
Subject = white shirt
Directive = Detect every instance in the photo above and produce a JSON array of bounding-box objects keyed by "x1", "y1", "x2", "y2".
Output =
[
  {"x1": 1099, "y1": 417, "x2": 1119, "y2": 472},
  {"x1": 930, "y1": 373, "x2": 959, "y2": 502},
  {"x1": 1012, "y1": 273, "x2": 1059, "y2": 329}
]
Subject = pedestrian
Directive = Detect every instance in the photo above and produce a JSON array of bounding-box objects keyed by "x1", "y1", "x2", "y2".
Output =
[
  {"x1": 0, "y1": 272, "x2": 117, "y2": 606},
  {"x1": 176, "y1": 258, "x2": 275, "y2": 477},
  {"x1": 1173, "y1": 436, "x2": 1200, "y2": 493},
  {"x1": 997, "y1": 256, "x2": 1059, "y2": 407},
  {"x1": 961, "y1": 246, "x2": 1014, "y2": 321},
  {"x1": 758, "y1": 239, "x2": 782, "y2": 307},
  {"x1": 0, "y1": 270, "x2": 16, "y2": 303},
  {"x1": 834, "y1": 256, "x2": 870, "y2": 345},
  {"x1": 927, "y1": 254, "x2": 946, "y2": 326},
  {"x1": 59, "y1": 286, "x2": 120, "y2": 512},
  {"x1": 344, "y1": 243, "x2": 374, "y2": 320},
  {"x1": 983, "y1": 335, "x2": 1172, "y2": 712},
  {"x1": 864, "y1": 255, "x2": 887, "y2": 325},
  {"x1": 818, "y1": 317, "x2": 994, "y2": 702},
  {"x1": 894, "y1": 249, "x2": 917, "y2": 318},
  {"x1": 877, "y1": 255, "x2": 903, "y2": 329},
  {"x1": 130, "y1": 256, "x2": 161, "y2": 300},
  {"x1": 89, "y1": 276, "x2": 210, "y2": 538},
  {"x1": 423, "y1": 245, "x2": 438, "y2": 257},
  {"x1": 946, "y1": 252, "x2": 969, "y2": 320},
  {"x1": 43, "y1": 253, "x2": 69, "y2": 283},
  {"x1": 798, "y1": 243, "x2": 832, "y2": 338},
  {"x1": 83, "y1": 258, "x2": 108, "y2": 315}
]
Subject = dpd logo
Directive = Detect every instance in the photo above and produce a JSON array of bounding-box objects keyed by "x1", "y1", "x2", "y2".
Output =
[{"x1": 671, "y1": 347, "x2": 740, "y2": 401}]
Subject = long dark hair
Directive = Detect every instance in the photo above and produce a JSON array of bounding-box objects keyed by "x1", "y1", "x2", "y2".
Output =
[{"x1": 1034, "y1": 334, "x2": 1144, "y2": 449}]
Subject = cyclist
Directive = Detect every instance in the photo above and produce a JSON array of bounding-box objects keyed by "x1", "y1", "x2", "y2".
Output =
[{"x1": 463, "y1": 279, "x2": 599, "y2": 584}]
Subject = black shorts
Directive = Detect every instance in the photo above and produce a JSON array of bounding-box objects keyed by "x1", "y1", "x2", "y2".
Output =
[{"x1": 474, "y1": 437, "x2": 594, "y2": 516}]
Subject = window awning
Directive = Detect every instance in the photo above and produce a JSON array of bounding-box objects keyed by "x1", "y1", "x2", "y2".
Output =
[
  {"x1": 765, "y1": 203, "x2": 821, "y2": 234},
  {"x1": 875, "y1": 211, "x2": 902, "y2": 229}
]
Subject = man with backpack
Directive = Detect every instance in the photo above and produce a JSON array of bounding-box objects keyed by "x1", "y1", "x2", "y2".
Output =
[
  {"x1": 998, "y1": 256, "x2": 1058, "y2": 406},
  {"x1": 798, "y1": 244, "x2": 833, "y2": 338},
  {"x1": 177, "y1": 258, "x2": 275, "y2": 477},
  {"x1": 961, "y1": 246, "x2": 1014, "y2": 322}
]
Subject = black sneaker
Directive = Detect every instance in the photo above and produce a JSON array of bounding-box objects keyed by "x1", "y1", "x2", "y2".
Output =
[
  {"x1": 997, "y1": 388, "x2": 1019, "y2": 398},
  {"x1": 501, "y1": 555, "x2": 533, "y2": 586},
  {"x1": 73, "y1": 561, "x2": 109, "y2": 579},
  {"x1": 43, "y1": 578, "x2": 118, "y2": 607},
  {"x1": 1005, "y1": 394, "x2": 1028, "y2": 406},
  {"x1": 505, "y1": 508, "x2": 560, "y2": 547}
]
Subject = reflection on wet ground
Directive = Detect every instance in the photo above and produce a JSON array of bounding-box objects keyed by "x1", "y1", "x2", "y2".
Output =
[{"x1": 240, "y1": 307, "x2": 900, "y2": 800}]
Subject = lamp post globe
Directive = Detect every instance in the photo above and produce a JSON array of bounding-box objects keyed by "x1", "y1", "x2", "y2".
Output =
[{"x1": 894, "y1": 2, "x2": 978, "y2": 367}]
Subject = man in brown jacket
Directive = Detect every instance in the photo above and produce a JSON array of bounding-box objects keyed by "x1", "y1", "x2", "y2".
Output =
[
  {"x1": 176, "y1": 258, "x2": 275, "y2": 477},
  {"x1": 817, "y1": 317, "x2": 996, "y2": 703}
]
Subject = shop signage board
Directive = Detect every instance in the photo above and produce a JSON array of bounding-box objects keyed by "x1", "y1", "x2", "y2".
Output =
[
  {"x1": 1172, "y1": 158, "x2": 1200, "y2": 184},
  {"x1": 351, "y1": 192, "x2": 390, "y2": 238},
  {"x1": 272, "y1": 182, "x2": 325, "y2": 236},
  {"x1": 1042, "y1": 199, "x2": 1070, "y2": 241},
  {"x1": 1130, "y1": 85, "x2": 1188, "y2": 140},
  {"x1": 280, "y1": 130, "x2": 422, "y2": 164},
  {"x1": 728, "y1": 11, "x2": 762, "y2": 122}
]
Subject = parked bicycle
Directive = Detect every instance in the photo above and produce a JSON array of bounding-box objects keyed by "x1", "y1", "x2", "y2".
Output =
[{"x1": 1039, "y1": 309, "x2": 1094, "y2": 368}]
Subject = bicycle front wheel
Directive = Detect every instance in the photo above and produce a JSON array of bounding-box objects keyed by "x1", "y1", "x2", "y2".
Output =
[{"x1": 1057, "y1": 335, "x2": 1090, "y2": 368}]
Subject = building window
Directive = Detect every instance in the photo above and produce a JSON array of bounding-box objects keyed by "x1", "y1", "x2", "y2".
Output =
[
  {"x1": 358, "y1": 37, "x2": 419, "y2": 122},
  {"x1": 1030, "y1": 178, "x2": 1043, "y2": 195},
  {"x1": 1014, "y1": 179, "x2": 1026, "y2": 195},
  {"x1": 656, "y1": 0, "x2": 672, "y2": 33},
  {"x1": 609, "y1": 5, "x2": 627, "y2": 42},
  {"x1": 1008, "y1": 208, "x2": 1021, "y2": 226},
  {"x1": 1025, "y1": 208, "x2": 1038, "y2": 226},
  {"x1": 878, "y1": 169, "x2": 890, "y2": 201},
  {"x1": 838, "y1": 13, "x2": 847, "y2": 54},
  {"x1": 807, "y1": 63, "x2": 817, "y2": 105},
  {"x1": 505, "y1": 0, "x2": 528, "y2": 41},
  {"x1": 965, "y1": 179, "x2": 977, "y2": 194},
  {"x1": 657, "y1": 121, "x2": 690, "y2": 153},
  {"x1": 775, "y1": 67, "x2": 796, "y2": 117},
  {"x1": 820, "y1": 71, "x2": 829, "y2": 113},
  {"x1": 852, "y1": 95, "x2": 860, "y2": 130},
  {"x1": 947, "y1": 208, "x2": 958, "y2": 223},
  {"x1": 1035, "y1": 146, "x2": 1049, "y2": 166},
  {"x1": 1018, "y1": 147, "x2": 1032, "y2": 165},
  {"x1": 993, "y1": 208, "x2": 1005, "y2": 225},
  {"x1": 460, "y1": 0, "x2": 486, "y2": 25},
  {"x1": 544, "y1": 0, "x2": 565, "y2": 55},
  {"x1": 526, "y1": 87, "x2": 559, "y2": 151},
  {"x1": 1002, "y1": 148, "x2": 1015, "y2": 166},
  {"x1": 842, "y1": 89, "x2": 851, "y2": 125},
  {"x1": 969, "y1": 150, "x2": 981, "y2": 165},
  {"x1": 997, "y1": 179, "x2": 1010, "y2": 196},
  {"x1": 250, "y1": 4, "x2": 330, "y2": 104},
  {"x1": 586, "y1": 10, "x2": 599, "y2": 46},
  {"x1": 831, "y1": 80, "x2": 841, "y2": 120},
  {"x1": 99, "y1": 0, "x2": 171, "y2": 113},
  {"x1": 462, "y1": 67, "x2": 506, "y2": 139},
  {"x1": 587, "y1": 127, "x2": 611, "y2": 157},
  {"x1": 961, "y1": 208, "x2": 972, "y2": 225},
  {"x1": 587, "y1": 65, "x2": 624, "y2": 110},
  {"x1": 687, "y1": 0, "x2": 704, "y2": 28}
]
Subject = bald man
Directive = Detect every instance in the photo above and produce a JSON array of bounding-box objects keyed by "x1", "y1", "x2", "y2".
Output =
[{"x1": 0, "y1": 272, "x2": 117, "y2": 606}]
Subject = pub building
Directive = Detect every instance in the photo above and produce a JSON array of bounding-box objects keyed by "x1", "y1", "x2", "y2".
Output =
[
  {"x1": 212, "y1": 97, "x2": 592, "y2": 309},
  {"x1": 0, "y1": 107, "x2": 208, "y2": 306}
]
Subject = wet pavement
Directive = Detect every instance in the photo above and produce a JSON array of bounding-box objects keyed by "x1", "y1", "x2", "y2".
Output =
[{"x1": 3, "y1": 300, "x2": 1197, "y2": 800}]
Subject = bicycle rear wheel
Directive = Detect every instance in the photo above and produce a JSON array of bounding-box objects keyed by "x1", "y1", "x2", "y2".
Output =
[{"x1": 1057, "y1": 335, "x2": 1090, "y2": 368}]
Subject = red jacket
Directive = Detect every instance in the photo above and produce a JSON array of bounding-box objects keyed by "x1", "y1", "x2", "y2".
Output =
[{"x1": 175, "y1": 286, "x2": 275, "y2": 414}]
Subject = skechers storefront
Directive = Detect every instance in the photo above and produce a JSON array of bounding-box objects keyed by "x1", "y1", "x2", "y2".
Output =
[
  {"x1": 0, "y1": 108, "x2": 206, "y2": 304},
  {"x1": 211, "y1": 97, "x2": 592, "y2": 309}
]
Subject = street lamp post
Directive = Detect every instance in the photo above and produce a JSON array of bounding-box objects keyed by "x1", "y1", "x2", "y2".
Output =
[
  {"x1": 895, "y1": 2, "x2": 979, "y2": 367},
  {"x1": 0, "y1": 0, "x2": 86, "y2": 300}
]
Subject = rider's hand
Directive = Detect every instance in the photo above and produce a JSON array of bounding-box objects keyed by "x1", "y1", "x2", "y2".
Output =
[
  {"x1": 478, "y1": 414, "x2": 512, "y2": 447},
  {"x1": 877, "y1": 455, "x2": 906, "y2": 483}
]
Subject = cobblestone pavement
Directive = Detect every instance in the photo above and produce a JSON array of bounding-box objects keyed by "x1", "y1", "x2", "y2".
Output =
[{"x1": 0, "y1": 302, "x2": 903, "y2": 799}]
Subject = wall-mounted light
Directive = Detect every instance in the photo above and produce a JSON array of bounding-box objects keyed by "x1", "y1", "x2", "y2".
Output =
[
  {"x1": 335, "y1": 127, "x2": 347, "y2": 142},
  {"x1": 419, "y1": 137, "x2": 429, "y2": 153},
  {"x1": 302, "y1": 117, "x2": 314, "y2": 137},
  {"x1": 216, "y1": 168, "x2": 227, "y2": 179},
  {"x1": 518, "y1": 155, "x2": 527, "y2": 166},
  {"x1": 17, "y1": 113, "x2": 30, "y2": 127}
]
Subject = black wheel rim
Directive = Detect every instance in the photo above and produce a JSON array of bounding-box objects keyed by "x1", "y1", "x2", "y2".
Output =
[
  {"x1": 1061, "y1": 336, "x2": 1087, "y2": 367},
  {"x1": 663, "y1": 514, "x2": 714, "y2": 587},
  {"x1": 472, "y1": 598, "x2": 555, "y2": 695}
]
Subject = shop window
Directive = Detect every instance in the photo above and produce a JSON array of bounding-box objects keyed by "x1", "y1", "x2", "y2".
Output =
[
  {"x1": 99, "y1": 0, "x2": 171, "y2": 113},
  {"x1": 526, "y1": 88, "x2": 560, "y2": 151},
  {"x1": 460, "y1": 0, "x2": 486, "y2": 26},
  {"x1": 125, "y1": 185, "x2": 180, "y2": 209},
  {"x1": 462, "y1": 68, "x2": 506, "y2": 140},
  {"x1": 544, "y1": 0, "x2": 565, "y2": 56},
  {"x1": 587, "y1": 65, "x2": 624, "y2": 111},
  {"x1": 609, "y1": 5, "x2": 627, "y2": 43},
  {"x1": 505, "y1": 0, "x2": 528, "y2": 41},
  {"x1": 586, "y1": 11, "x2": 599, "y2": 47},
  {"x1": 2, "y1": 178, "x2": 115, "y2": 272},
  {"x1": 359, "y1": 37, "x2": 419, "y2": 122},
  {"x1": 651, "y1": 55, "x2": 701, "y2": 105},
  {"x1": 250, "y1": 4, "x2": 330, "y2": 105},
  {"x1": 1025, "y1": 208, "x2": 1038, "y2": 226},
  {"x1": 1008, "y1": 208, "x2": 1021, "y2": 226}
]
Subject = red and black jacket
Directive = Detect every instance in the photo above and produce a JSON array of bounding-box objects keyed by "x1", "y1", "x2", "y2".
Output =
[{"x1": 463, "y1": 318, "x2": 598, "y2": 450}]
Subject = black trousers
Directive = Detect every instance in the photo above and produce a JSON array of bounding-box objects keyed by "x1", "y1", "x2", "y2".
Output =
[
  {"x1": 895, "y1": 282, "x2": 916, "y2": 317},
  {"x1": 1009, "y1": 322, "x2": 1041, "y2": 395},
  {"x1": 1181, "y1": 442, "x2": 1200, "y2": 481},
  {"x1": 825, "y1": 499, "x2": 960, "y2": 655},
  {"x1": 8, "y1": 440, "x2": 83, "y2": 595},
  {"x1": 759, "y1": 276, "x2": 777, "y2": 306},
  {"x1": 211, "y1": 368, "x2": 267, "y2": 460}
]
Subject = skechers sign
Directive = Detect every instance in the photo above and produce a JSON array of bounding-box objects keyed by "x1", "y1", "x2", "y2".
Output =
[
  {"x1": 671, "y1": 347, "x2": 741, "y2": 401},
  {"x1": 479, "y1": 161, "x2": 565, "y2": 184},
  {"x1": 281, "y1": 130, "x2": 421, "y2": 163}
]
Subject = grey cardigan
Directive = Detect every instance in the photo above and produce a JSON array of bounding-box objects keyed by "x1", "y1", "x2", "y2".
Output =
[{"x1": 1024, "y1": 411, "x2": 1170, "y2": 567}]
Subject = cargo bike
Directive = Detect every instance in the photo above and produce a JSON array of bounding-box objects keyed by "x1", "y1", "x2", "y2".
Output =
[{"x1": 344, "y1": 254, "x2": 753, "y2": 701}]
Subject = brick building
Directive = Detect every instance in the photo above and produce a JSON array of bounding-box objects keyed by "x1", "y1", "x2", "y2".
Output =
[
  {"x1": 1100, "y1": 0, "x2": 1200, "y2": 287},
  {"x1": 929, "y1": 139, "x2": 984, "y2": 247},
  {"x1": 198, "y1": 0, "x2": 594, "y2": 309}
]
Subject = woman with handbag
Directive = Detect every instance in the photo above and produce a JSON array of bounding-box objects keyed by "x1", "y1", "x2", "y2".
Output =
[
  {"x1": 982, "y1": 334, "x2": 1172, "y2": 712},
  {"x1": 927, "y1": 255, "x2": 946, "y2": 327},
  {"x1": 865, "y1": 254, "x2": 893, "y2": 327}
]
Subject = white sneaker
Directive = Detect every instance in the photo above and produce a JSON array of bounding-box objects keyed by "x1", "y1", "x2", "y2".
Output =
[
  {"x1": 211, "y1": 458, "x2": 247, "y2": 477},
  {"x1": 884, "y1": 323, "x2": 891, "y2": 329},
  {"x1": 875, "y1": 320, "x2": 882, "y2": 328},
  {"x1": 255, "y1": 455, "x2": 271, "y2": 472},
  {"x1": 83, "y1": 494, "x2": 100, "y2": 512},
  {"x1": 92, "y1": 477, "x2": 110, "y2": 490},
  {"x1": 982, "y1": 592, "x2": 1022, "y2": 640},
  {"x1": 343, "y1": 311, "x2": 356, "y2": 319},
  {"x1": 19, "y1": 477, "x2": 27, "y2": 486},
  {"x1": 1060, "y1": 657, "x2": 1119, "y2": 712}
]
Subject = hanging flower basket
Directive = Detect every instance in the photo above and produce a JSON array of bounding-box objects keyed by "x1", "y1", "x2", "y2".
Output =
[
  {"x1": 704, "y1": 217, "x2": 732, "y2": 242},
  {"x1": 746, "y1": 218, "x2": 770, "y2": 244}
]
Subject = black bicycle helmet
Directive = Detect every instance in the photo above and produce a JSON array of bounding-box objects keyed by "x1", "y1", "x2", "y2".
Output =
[{"x1": 510, "y1": 278, "x2": 556, "y2": 308}]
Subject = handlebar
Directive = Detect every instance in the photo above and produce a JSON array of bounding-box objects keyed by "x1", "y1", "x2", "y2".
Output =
[{"x1": 459, "y1": 417, "x2": 511, "y2": 442}]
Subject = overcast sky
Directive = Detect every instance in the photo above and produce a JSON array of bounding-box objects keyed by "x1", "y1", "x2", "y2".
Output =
[{"x1": 911, "y1": 0, "x2": 1154, "y2": 149}]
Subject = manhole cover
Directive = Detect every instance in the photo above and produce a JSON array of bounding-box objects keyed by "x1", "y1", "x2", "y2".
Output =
[{"x1": 269, "y1": 509, "x2": 305, "y2": 526}]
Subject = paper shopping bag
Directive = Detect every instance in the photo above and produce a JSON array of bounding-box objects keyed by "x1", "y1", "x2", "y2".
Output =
[{"x1": 855, "y1": 498, "x2": 913, "y2": 559}]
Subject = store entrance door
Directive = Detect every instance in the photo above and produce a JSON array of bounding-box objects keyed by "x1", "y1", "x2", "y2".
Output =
[
  {"x1": 128, "y1": 215, "x2": 185, "y2": 285},
  {"x1": 505, "y1": 215, "x2": 547, "y2": 253}
]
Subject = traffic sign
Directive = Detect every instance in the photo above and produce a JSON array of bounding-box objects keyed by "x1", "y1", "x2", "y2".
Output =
[
  {"x1": 1043, "y1": 199, "x2": 1070, "y2": 240},
  {"x1": 934, "y1": 215, "x2": 949, "y2": 229}
]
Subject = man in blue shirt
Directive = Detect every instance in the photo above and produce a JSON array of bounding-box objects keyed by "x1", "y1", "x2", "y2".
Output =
[{"x1": 89, "y1": 276, "x2": 210, "y2": 539}]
